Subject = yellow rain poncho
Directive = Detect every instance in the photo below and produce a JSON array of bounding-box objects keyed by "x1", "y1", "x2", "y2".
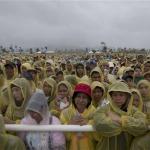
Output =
[
  {"x1": 60, "y1": 104, "x2": 96, "y2": 150},
  {"x1": 5, "y1": 78, "x2": 32, "y2": 122},
  {"x1": 91, "y1": 81, "x2": 106, "y2": 108},
  {"x1": 64, "y1": 75, "x2": 78, "y2": 90},
  {"x1": 93, "y1": 81, "x2": 147, "y2": 150},
  {"x1": 50, "y1": 81, "x2": 72, "y2": 118},
  {"x1": 137, "y1": 80, "x2": 150, "y2": 123},
  {"x1": 0, "y1": 115, "x2": 26, "y2": 150},
  {"x1": 43, "y1": 77, "x2": 57, "y2": 105},
  {"x1": 131, "y1": 88, "x2": 143, "y2": 112}
]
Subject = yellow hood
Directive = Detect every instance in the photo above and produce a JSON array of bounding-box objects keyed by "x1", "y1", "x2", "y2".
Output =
[
  {"x1": 10, "y1": 78, "x2": 32, "y2": 109},
  {"x1": 90, "y1": 66, "x2": 104, "y2": 82},
  {"x1": 137, "y1": 79, "x2": 150, "y2": 102},
  {"x1": 43, "y1": 77, "x2": 57, "y2": 100},
  {"x1": 131, "y1": 88, "x2": 143, "y2": 111},
  {"x1": 107, "y1": 81, "x2": 133, "y2": 115},
  {"x1": 56, "y1": 80, "x2": 73, "y2": 97},
  {"x1": 91, "y1": 81, "x2": 105, "y2": 99}
]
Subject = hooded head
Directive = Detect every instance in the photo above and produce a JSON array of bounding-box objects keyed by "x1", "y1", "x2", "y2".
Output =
[
  {"x1": 91, "y1": 81, "x2": 105, "y2": 99},
  {"x1": 10, "y1": 78, "x2": 32, "y2": 108},
  {"x1": 26, "y1": 92, "x2": 50, "y2": 124},
  {"x1": 90, "y1": 67, "x2": 104, "y2": 82},
  {"x1": 131, "y1": 88, "x2": 143, "y2": 111},
  {"x1": 143, "y1": 71, "x2": 150, "y2": 82},
  {"x1": 72, "y1": 83, "x2": 92, "y2": 109},
  {"x1": 137, "y1": 80, "x2": 150, "y2": 102},
  {"x1": 108, "y1": 81, "x2": 132, "y2": 115},
  {"x1": 56, "y1": 80, "x2": 73, "y2": 99},
  {"x1": 43, "y1": 77, "x2": 57, "y2": 100}
]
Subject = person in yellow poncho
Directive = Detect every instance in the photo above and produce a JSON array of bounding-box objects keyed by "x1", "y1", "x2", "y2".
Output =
[
  {"x1": 131, "y1": 88, "x2": 143, "y2": 112},
  {"x1": 93, "y1": 81, "x2": 147, "y2": 150},
  {"x1": 91, "y1": 81, "x2": 108, "y2": 108},
  {"x1": 0, "y1": 114, "x2": 26, "y2": 150},
  {"x1": 4, "y1": 78, "x2": 32, "y2": 124},
  {"x1": 64, "y1": 61, "x2": 74, "y2": 75},
  {"x1": 4, "y1": 62, "x2": 17, "y2": 83},
  {"x1": 75, "y1": 63, "x2": 89, "y2": 83},
  {"x1": 0, "y1": 67, "x2": 8, "y2": 114},
  {"x1": 90, "y1": 66, "x2": 109, "y2": 93},
  {"x1": 60, "y1": 83, "x2": 96, "y2": 150},
  {"x1": 137, "y1": 80, "x2": 150, "y2": 121},
  {"x1": 42, "y1": 77, "x2": 57, "y2": 105},
  {"x1": 129, "y1": 78, "x2": 150, "y2": 150},
  {"x1": 90, "y1": 67, "x2": 104, "y2": 83},
  {"x1": 50, "y1": 81, "x2": 72, "y2": 118}
]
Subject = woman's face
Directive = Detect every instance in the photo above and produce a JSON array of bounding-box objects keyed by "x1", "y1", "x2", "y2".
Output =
[
  {"x1": 57, "y1": 84, "x2": 68, "y2": 98},
  {"x1": 29, "y1": 110, "x2": 42, "y2": 124},
  {"x1": 92, "y1": 87, "x2": 103, "y2": 101},
  {"x1": 132, "y1": 92, "x2": 140, "y2": 108},
  {"x1": 43, "y1": 82, "x2": 52, "y2": 97},
  {"x1": 11, "y1": 86, "x2": 24, "y2": 106},
  {"x1": 138, "y1": 83, "x2": 149, "y2": 97},
  {"x1": 111, "y1": 91, "x2": 128, "y2": 108},
  {"x1": 74, "y1": 93, "x2": 89, "y2": 113}
]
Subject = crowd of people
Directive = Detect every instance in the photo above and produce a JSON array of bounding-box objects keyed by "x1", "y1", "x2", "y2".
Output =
[{"x1": 0, "y1": 51, "x2": 150, "y2": 150}]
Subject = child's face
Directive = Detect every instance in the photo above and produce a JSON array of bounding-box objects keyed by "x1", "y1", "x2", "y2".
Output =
[{"x1": 58, "y1": 84, "x2": 68, "y2": 99}]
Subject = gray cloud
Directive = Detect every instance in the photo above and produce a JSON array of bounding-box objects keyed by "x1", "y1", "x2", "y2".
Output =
[{"x1": 0, "y1": 0, "x2": 150, "y2": 49}]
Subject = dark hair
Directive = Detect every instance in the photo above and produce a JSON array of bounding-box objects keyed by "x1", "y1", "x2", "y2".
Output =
[
  {"x1": 21, "y1": 71, "x2": 33, "y2": 80},
  {"x1": 56, "y1": 70, "x2": 63, "y2": 76},
  {"x1": 72, "y1": 92, "x2": 91, "y2": 108},
  {"x1": 76, "y1": 63, "x2": 84, "y2": 69},
  {"x1": 122, "y1": 75, "x2": 133, "y2": 81}
]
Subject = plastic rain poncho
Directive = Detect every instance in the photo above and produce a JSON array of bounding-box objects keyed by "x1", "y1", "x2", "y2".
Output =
[
  {"x1": 0, "y1": 114, "x2": 26, "y2": 150},
  {"x1": 93, "y1": 81, "x2": 147, "y2": 150},
  {"x1": 5, "y1": 78, "x2": 32, "y2": 122}
]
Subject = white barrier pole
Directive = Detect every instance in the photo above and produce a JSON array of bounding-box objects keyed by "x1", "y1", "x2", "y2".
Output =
[
  {"x1": 5, "y1": 124, "x2": 150, "y2": 132},
  {"x1": 5, "y1": 124, "x2": 95, "y2": 132}
]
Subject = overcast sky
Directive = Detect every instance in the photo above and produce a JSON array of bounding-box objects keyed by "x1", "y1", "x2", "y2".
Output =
[{"x1": 0, "y1": 0, "x2": 150, "y2": 49}]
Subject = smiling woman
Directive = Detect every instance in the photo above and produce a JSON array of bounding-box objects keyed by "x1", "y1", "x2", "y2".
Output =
[{"x1": 60, "y1": 82, "x2": 96, "y2": 150}]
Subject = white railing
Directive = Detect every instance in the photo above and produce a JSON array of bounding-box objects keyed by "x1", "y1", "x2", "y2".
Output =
[
  {"x1": 5, "y1": 124, "x2": 150, "y2": 132},
  {"x1": 5, "y1": 124, "x2": 94, "y2": 132}
]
